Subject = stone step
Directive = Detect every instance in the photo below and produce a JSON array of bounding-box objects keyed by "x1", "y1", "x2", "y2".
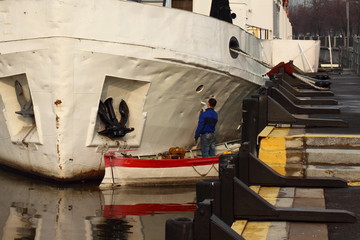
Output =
[
  {"x1": 258, "y1": 126, "x2": 360, "y2": 182},
  {"x1": 260, "y1": 127, "x2": 360, "y2": 149}
]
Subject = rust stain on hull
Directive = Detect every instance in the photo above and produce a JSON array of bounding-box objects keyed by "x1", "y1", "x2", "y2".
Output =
[
  {"x1": 56, "y1": 115, "x2": 60, "y2": 129},
  {"x1": 54, "y1": 99, "x2": 62, "y2": 106}
]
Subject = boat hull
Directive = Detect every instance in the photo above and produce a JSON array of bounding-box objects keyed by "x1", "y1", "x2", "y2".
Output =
[
  {"x1": 101, "y1": 152, "x2": 220, "y2": 187},
  {"x1": 0, "y1": 0, "x2": 267, "y2": 181}
]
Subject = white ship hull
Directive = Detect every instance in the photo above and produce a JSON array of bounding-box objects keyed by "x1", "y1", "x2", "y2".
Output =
[{"x1": 0, "y1": 0, "x2": 318, "y2": 181}]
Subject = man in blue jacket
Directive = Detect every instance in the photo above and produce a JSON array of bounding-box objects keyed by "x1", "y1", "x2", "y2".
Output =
[{"x1": 194, "y1": 98, "x2": 218, "y2": 157}]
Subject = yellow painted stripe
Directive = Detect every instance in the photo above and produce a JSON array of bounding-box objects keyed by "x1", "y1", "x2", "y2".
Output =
[
  {"x1": 242, "y1": 125, "x2": 360, "y2": 239},
  {"x1": 258, "y1": 128, "x2": 289, "y2": 175},
  {"x1": 242, "y1": 222, "x2": 272, "y2": 240},
  {"x1": 231, "y1": 186, "x2": 262, "y2": 235},
  {"x1": 288, "y1": 133, "x2": 360, "y2": 138},
  {"x1": 260, "y1": 126, "x2": 360, "y2": 139},
  {"x1": 268, "y1": 128, "x2": 291, "y2": 138},
  {"x1": 250, "y1": 185, "x2": 261, "y2": 193},
  {"x1": 258, "y1": 187, "x2": 281, "y2": 204},
  {"x1": 232, "y1": 187, "x2": 280, "y2": 239},
  {"x1": 258, "y1": 126, "x2": 275, "y2": 143},
  {"x1": 349, "y1": 182, "x2": 360, "y2": 186},
  {"x1": 258, "y1": 126, "x2": 360, "y2": 176},
  {"x1": 232, "y1": 220, "x2": 247, "y2": 235}
]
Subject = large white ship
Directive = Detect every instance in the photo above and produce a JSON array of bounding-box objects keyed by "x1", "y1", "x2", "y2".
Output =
[{"x1": 0, "y1": 0, "x2": 319, "y2": 181}]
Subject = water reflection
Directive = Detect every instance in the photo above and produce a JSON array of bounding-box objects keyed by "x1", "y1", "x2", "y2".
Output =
[{"x1": 0, "y1": 167, "x2": 196, "y2": 240}]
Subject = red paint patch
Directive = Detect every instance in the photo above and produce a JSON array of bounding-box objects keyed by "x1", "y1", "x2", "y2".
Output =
[
  {"x1": 103, "y1": 203, "x2": 196, "y2": 217},
  {"x1": 104, "y1": 155, "x2": 219, "y2": 168}
]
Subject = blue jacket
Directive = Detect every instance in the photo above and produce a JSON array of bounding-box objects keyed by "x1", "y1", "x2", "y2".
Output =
[{"x1": 194, "y1": 108, "x2": 218, "y2": 139}]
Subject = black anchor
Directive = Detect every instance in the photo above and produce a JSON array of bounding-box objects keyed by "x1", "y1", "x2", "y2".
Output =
[{"x1": 98, "y1": 97, "x2": 134, "y2": 139}]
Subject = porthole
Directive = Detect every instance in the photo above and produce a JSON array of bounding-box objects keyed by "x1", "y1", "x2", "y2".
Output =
[
  {"x1": 196, "y1": 85, "x2": 204, "y2": 93},
  {"x1": 229, "y1": 36, "x2": 240, "y2": 59}
]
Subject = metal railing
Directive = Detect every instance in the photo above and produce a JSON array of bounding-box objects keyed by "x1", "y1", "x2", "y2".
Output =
[
  {"x1": 294, "y1": 35, "x2": 357, "y2": 48},
  {"x1": 340, "y1": 38, "x2": 360, "y2": 74}
]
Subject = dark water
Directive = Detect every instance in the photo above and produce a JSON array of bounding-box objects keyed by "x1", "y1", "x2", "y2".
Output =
[{"x1": 0, "y1": 167, "x2": 196, "y2": 240}]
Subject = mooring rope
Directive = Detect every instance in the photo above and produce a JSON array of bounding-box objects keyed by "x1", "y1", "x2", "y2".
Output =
[
  {"x1": 231, "y1": 48, "x2": 331, "y2": 91},
  {"x1": 293, "y1": 72, "x2": 330, "y2": 90},
  {"x1": 191, "y1": 164, "x2": 217, "y2": 177},
  {"x1": 213, "y1": 164, "x2": 219, "y2": 173},
  {"x1": 230, "y1": 48, "x2": 273, "y2": 69}
]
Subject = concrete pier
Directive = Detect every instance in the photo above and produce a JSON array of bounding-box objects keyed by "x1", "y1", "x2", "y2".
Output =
[
  {"x1": 165, "y1": 68, "x2": 360, "y2": 240},
  {"x1": 259, "y1": 69, "x2": 360, "y2": 183},
  {"x1": 234, "y1": 70, "x2": 360, "y2": 239}
]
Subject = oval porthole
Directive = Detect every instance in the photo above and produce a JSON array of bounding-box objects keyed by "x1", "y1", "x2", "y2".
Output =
[
  {"x1": 196, "y1": 85, "x2": 204, "y2": 93},
  {"x1": 229, "y1": 36, "x2": 240, "y2": 59}
]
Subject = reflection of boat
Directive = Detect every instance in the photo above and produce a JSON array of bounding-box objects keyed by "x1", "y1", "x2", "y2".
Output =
[
  {"x1": 0, "y1": 167, "x2": 196, "y2": 240},
  {"x1": 0, "y1": 0, "x2": 320, "y2": 181},
  {"x1": 100, "y1": 141, "x2": 240, "y2": 187},
  {"x1": 96, "y1": 186, "x2": 196, "y2": 240},
  {"x1": 102, "y1": 186, "x2": 196, "y2": 217}
]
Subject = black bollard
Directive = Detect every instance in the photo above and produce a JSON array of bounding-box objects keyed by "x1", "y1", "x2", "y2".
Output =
[{"x1": 165, "y1": 217, "x2": 193, "y2": 240}]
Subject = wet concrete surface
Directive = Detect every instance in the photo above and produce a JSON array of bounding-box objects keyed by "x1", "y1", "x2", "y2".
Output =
[
  {"x1": 325, "y1": 187, "x2": 360, "y2": 240},
  {"x1": 307, "y1": 71, "x2": 360, "y2": 134},
  {"x1": 310, "y1": 71, "x2": 360, "y2": 239}
]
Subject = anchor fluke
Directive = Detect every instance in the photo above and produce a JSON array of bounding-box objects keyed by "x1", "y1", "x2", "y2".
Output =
[
  {"x1": 15, "y1": 80, "x2": 34, "y2": 117},
  {"x1": 98, "y1": 97, "x2": 134, "y2": 139},
  {"x1": 119, "y1": 99, "x2": 130, "y2": 126}
]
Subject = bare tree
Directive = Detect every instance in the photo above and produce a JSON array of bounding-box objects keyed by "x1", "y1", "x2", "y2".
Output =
[{"x1": 289, "y1": 0, "x2": 360, "y2": 36}]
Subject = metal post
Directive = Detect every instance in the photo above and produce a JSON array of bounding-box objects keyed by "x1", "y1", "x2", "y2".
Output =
[
  {"x1": 328, "y1": 34, "x2": 333, "y2": 69},
  {"x1": 346, "y1": 0, "x2": 350, "y2": 48}
]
